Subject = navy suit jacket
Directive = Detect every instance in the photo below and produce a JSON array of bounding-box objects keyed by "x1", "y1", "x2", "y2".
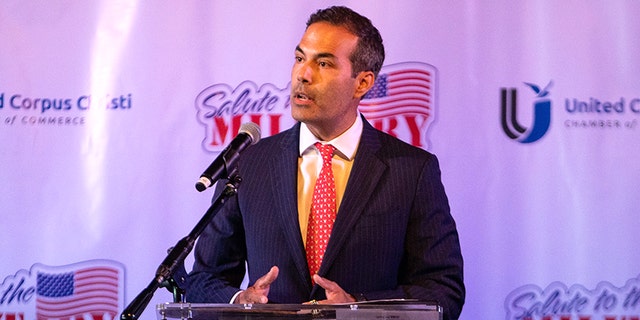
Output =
[{"x1": 187, "y1": 118, "x2": 465, "y2": 319}]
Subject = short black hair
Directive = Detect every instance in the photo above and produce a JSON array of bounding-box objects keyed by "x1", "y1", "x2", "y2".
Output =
[{"x1": 306, "y1": 6, "x2": 385, "y2": 78}]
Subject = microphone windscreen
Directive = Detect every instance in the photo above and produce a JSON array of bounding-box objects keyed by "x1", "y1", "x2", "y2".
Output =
[{"x1": 239, "y1": 122, "x2": 261, "y2": 145}]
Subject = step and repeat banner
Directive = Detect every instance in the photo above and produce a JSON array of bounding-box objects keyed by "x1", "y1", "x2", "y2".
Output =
[{"x1": 1, "y1": 1, "x2": 639, "y2": 320}]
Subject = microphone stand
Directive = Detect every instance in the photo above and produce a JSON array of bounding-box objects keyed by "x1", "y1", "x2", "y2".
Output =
[{"x1": 120, "y1": 174, "x2": 242, "y2": 320}]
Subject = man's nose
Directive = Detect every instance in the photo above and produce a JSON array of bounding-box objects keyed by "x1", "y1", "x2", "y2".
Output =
[{"x1": 295, "y1": 63, "x2": 312, "y2": 83}]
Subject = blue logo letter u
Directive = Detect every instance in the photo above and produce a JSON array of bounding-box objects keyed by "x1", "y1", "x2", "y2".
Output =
[{"x1": 500, "y1": 82, "x2": 552, "y2": 143}]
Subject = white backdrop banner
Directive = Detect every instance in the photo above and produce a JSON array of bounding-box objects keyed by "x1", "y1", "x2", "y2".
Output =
[{"x1": 1, "y1": 1, "x2": 639, "y2": 320}]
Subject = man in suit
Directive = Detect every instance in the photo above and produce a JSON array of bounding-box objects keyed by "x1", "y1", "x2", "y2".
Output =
[{"x1": 187, "y1": 6, "x2": 465, "y2": 320}]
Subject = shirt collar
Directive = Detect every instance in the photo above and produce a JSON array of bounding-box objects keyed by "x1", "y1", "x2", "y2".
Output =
[{"x1": 299, "y1": 113, "x2": 363, "y2": 161}]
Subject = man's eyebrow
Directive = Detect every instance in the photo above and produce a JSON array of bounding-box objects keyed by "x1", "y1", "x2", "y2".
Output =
[
  {"x1": 316, "y1": 52, "x2": 336, "y2": 59},
  {"x1": 295, "y1": 45, "x2": 336, "y2": 60}
]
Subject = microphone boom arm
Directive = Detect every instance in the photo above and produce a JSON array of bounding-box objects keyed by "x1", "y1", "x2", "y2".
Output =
[{"x1": 120, "y1": 174, "x2": 242, "y2": 320}]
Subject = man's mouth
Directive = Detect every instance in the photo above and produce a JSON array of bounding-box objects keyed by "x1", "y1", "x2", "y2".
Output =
[{"x1": 293, "y1": 91, "x2": 312, "y2": 102}]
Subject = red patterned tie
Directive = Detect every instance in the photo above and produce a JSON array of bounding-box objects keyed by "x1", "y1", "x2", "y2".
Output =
[{"x1": 306, "y1": 142, "x2": 336, "y2": 278}]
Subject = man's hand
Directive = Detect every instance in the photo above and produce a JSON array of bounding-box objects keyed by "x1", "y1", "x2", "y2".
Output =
[
  {"x1": 234, "y1": 266, "x2": 279, "y2": 304},
  {"x1": 310, "y1": 274, "x2": 356, "y2": 304}
]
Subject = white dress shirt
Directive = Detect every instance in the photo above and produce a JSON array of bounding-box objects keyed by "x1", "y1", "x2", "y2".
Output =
[{"x1": 297, "y1": 115, "x2": 363, "y2": 246}]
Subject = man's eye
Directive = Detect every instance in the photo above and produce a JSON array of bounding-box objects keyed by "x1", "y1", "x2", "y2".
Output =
[{"x1": 319, "y1": 61, "x2": 328, "y2": 67}]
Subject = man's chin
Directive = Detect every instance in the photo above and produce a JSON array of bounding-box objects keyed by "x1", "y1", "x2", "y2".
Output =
[
  {"x1": 291, "y1": 113, "x2": 306, "y2": 123},
  {"x1": 291, "y1": 106, "x2": 311, "y2": 123}
]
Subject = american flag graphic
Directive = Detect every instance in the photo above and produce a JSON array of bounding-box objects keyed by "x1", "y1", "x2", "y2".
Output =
[
  {"x1": 35, "y1": 266, "x2": 120, "y2": 320},
  {"x1": 359, "y1": 62, "x2": 435, "y2": 121}
]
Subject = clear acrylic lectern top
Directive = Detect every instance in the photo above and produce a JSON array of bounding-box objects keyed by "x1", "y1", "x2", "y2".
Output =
[{"x1": 157, "y1": 301, "x2": 442, "y2": 320}]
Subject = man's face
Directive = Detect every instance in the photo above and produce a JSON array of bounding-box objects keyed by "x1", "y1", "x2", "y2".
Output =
[{"x1": 290, "y1": 22, "x2": 365, "y2": 140}]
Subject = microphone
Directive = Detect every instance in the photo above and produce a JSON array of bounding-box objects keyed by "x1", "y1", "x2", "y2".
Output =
[{"x1": 195, "y1": 122, "x2": 261, "y2": 192}]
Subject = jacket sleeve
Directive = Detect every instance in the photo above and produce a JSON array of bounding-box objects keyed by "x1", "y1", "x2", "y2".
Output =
[{"x1": 362, "y1": 155, "x2": 465, "y2": 320}]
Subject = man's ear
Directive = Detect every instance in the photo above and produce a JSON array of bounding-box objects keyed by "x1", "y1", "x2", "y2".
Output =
[{"x1": 354, "y1": 71, "x2": 376, "y2": 99}]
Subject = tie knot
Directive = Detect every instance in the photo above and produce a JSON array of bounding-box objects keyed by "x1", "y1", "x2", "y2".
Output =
[{"x1": 314, "y1": 142, "x2": 335, "y2": 163}]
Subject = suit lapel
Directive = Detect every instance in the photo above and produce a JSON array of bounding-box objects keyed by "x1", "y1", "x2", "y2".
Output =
[
  {"x1": 318, "y1": 120, "x2": 387, "y2": 276},
  {"x1": 269, "y1": 124, "x2": 313, "y2": 290}
]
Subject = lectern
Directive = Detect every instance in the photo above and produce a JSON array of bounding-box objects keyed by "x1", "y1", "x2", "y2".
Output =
[{"x1": 157, "y1": 302, "x2": 442, "y2": 320}]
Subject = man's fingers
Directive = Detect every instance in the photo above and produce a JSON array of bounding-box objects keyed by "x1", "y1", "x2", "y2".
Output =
[
  {"x1": 264, "y1": 266, "x2": 279, "y2": 282},
  {"x1": 311, "y1": 275, "x2": 356, "y2": 303},
  {"x1": 255, "y1": 266, "x2": 279, "y2": 288},
  {"x1": 313, "y1": 274, "x2": 338, "y2": 292},
  {"x1": 235, "y1": 266, "x2": 280, "y2": 304}
]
